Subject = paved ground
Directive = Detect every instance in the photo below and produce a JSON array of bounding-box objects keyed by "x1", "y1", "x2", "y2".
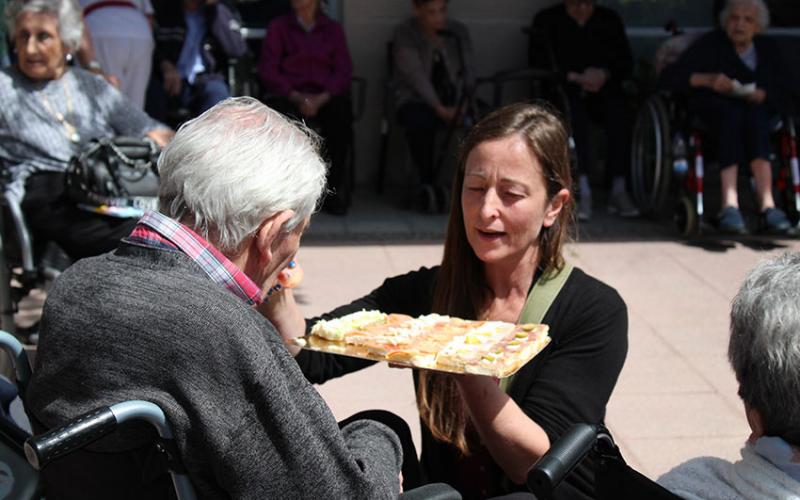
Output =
[
  {"x1": 296, "y1": 190, "x2": 800, "y2": 481},
  {"x1": 12, "y1": 189, "x2": 800, "y2": 484}
]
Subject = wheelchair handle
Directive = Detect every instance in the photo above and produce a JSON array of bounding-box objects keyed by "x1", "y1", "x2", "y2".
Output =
[
  {"x1": 24, "y1": 405, "x2": 117, "y2": 470},
  {"x1": 527, "y1": 423, "x2": 597, "y2": 499}
]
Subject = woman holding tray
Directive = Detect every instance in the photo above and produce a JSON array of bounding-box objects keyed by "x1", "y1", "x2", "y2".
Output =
[{"x1": 263, "y1": 102, "x2": 628, "y2": 500}]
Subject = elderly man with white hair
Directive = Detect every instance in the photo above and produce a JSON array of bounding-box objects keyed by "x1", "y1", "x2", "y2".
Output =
[
  {"x1": 25, "y1": 97, "x2": 404, "y2": 499},
  {"x1": 658, "y1": 252, "x2": 800, "y2": 499},
  {"x1": 660, "y1": 0, "x2": 795, "y2": 235}
]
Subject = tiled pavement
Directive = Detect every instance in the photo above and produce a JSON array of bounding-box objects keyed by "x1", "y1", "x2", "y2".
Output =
[
  {"x1": 13, "y1": 189, "x2": 800, "y2": 482},
  {"x1": 297, "y1": 190, "x2": 800, "y2": 481}
]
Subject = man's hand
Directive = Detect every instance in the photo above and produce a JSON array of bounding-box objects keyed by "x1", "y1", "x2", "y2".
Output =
[{"x1": 161, "y1": 62, "x2": 183, "y2": 97}]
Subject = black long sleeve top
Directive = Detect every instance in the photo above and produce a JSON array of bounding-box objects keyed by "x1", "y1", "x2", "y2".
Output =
[
  {"x1": 296, "y1": 265, "x2": 628, "y2": 500},
  {"x1": 658, "y1": 29, "x2": 792, "y2": 113},
  {"x1": 530, "y1": 4, "x2": 633, "y2": 89}
]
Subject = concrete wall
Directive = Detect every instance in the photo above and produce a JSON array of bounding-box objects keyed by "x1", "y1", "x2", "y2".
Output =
[{"x1": 342, "y1": 0, "x2": 557, "y2": 189}]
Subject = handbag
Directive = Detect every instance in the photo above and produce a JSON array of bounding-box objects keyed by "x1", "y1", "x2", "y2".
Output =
[{"x1": 65, "y1": 137, "x2": 160, "y2": 214}]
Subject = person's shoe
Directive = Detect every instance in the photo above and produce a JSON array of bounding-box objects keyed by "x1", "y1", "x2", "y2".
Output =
[
  {"x1": 717, "y1": 206, "x2": 747, "y2": 235},
  {"x1": 607, "y1": 191, "x2": 640, "y2": 218},
  {"x1": 577, "y1": 193, "x2": 592, "y2": 222},
  {"x1": 760, "y1": 207, "x2": 791, "y2": 234}
]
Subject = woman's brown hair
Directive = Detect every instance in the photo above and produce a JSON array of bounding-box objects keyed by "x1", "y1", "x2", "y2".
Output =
[{"x1": 417, "y1": 102, "x2": 574, "y2": 454}]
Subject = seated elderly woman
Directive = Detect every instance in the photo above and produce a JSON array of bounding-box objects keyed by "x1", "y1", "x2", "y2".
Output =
[
  {"x1": 660, "y1": 0, "x2": 793, "y2": 235},
  {"x1": 258, "y1": 0, "x2": 353, "y2": 216},
  {"x1": 659, "y1": 252, "x2": 800, "y2": 499},
  {"x1": 392, "y1": 0, "x2": 477, "y2": 213},
  {"x1": 0, "y1": 0, "x2": 172, "y2": 261}
]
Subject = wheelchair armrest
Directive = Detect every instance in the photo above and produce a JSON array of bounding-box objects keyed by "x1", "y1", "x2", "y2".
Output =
[
  {"x1": 399, "y1": 482, "x2": 462, "y2": 500},
  {"x1": 526, "y1": 423, "x2": 597, "y2": 500}
]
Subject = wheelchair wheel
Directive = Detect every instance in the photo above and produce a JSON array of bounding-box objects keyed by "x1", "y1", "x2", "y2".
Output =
[
  {"x1": 631, "y1": 95, "x2": 672, "y2": 215},
  {"x1": 674, "y1": 195, "x2": 698, "y2": 238}
]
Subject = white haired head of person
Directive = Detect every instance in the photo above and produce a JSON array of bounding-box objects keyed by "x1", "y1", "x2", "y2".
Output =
[
  {"x1": 5, "y1": 0, "x2": 83, "y2": 53},
  {"x1": 719, "y1": 0, "x2": 770, "y2": 33},
  {"x1": 729, "y1": 252, "x2": 800, "y2": 446},
  {"x1": 158, "y1": 97, "x2": 327, "y2": 255}
]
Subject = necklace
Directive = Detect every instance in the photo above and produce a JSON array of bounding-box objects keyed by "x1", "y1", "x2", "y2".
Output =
[{"x1": 37, "y1": 77, "x2": 81, "y2": 144}]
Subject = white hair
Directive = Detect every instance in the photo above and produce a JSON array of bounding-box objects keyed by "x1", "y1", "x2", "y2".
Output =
[
  {"x1": 729, "y1": 252, "x2": 800, "y2": 445},
  {"x1": 157, "y1": 97, "x2": 327, "y2": 254},
  {"x1": 5, "y1": 0, "x2": 83, "y2": 52},
  {"x1": 719, "y1": 0, "x2": 770, "y2": 32}
]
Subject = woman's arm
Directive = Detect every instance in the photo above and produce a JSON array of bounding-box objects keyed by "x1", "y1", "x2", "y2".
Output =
[
  {"x1": 455, "y1": 375, "x2": 550, "y2": 484},
  {"x1": 460, "y1": 275, "x2": 628, "y2": 486},
  {"x1": 393, "y1": 24, "x2": 442, "y2": 111}
]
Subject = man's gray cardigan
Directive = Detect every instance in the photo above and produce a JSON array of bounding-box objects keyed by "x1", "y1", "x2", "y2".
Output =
[{"x1": 26, "y1": 242, "x2": 402, "y2": 499}]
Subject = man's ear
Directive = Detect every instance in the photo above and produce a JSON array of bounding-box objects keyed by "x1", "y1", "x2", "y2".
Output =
[
  {"x1": 254, "y1": 210, "x2": 294, "y2": 266},
  {"x1": 745, "y1": 403, "x2": 766, "y2": 439}
]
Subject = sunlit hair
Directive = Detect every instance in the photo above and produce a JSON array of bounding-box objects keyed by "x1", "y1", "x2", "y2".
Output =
[
  {"x1": 157, "y1": 97, "x2": 327, "y2": 254},
  {"x1": 5, "y1": 0, "x2": 83, "y2": 52},
  {"x1": 719, "y1": 0, "x2": 770, "y2": 32},
  {"x1": 729, "y1": 252, "x2": 800, "y2": 445},
  {"x1": 418, "y1": 102, "x2": 574, "y2": 454}
]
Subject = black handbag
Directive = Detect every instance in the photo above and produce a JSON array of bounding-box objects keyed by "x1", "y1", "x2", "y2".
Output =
[{"x1": 65, "y1": 137, "x2": 160, "y2": 213}]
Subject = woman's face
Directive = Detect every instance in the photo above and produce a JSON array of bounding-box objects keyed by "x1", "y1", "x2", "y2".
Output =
[
  {"x1": 291, "y1": 0, "x2": 318, "y2": 13},
  {"x1": 14, "y1": 12, "x2": 68, "y2": 82},
  {"x1": 725, "y1": 4, "x2": 760, "y2": 47},
  {"x1": 414, "y1": 0, "x2": 448, "y2": 34},
  {"x1": 461, "y1": 135, "x2": 568, "y2": 266}
]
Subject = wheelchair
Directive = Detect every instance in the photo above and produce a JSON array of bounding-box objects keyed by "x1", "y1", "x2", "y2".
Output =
[
  {"x1": 1, "y1": 332, "x2": 461, "y2": 500},
  {"x1": 527, "y1": 423, "x2": 680, "y2": 500},
  {"x1": 0, "y1": 186, "x2": 64, "y2": 339},
  {"x1": 631, "y1": 91, "x2": 800, "y2": 237}
]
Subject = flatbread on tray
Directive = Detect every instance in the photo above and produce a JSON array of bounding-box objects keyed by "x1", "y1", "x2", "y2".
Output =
[{"x1": 292, "y1": 310, "x2": 550, "y2": 378}]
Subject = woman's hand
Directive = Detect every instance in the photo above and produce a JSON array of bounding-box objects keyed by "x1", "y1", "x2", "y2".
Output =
[
  {"x1": 691, "y1": 72, "x2": 734, "y2": 95},
  {"x1": 746, "y1": 88, "x2": 766, "y2": 104},
  {"x1": 435, "y1": 104, "x2": 457, "y2": 123},
  {"x1": 454, "y1": 374, "x2": 551, "y2": 485},
  {"x1": 146, "y1": 128, "x2": 175, "y2": 148}
]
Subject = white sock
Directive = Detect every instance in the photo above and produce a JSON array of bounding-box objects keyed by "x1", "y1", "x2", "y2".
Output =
[
  {"x1": 611, "y1": 176, "x2": 626, "y2": 196},
  {"x1": 578, "y1": 175, "x2": 591, "y2": 198}
]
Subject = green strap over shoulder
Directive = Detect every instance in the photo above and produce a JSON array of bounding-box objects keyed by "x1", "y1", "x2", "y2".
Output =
[{"x1": 498, "y1": 262, "x2": 574, "y2": 394}]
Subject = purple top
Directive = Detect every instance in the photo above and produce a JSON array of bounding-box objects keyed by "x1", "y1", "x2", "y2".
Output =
[{"x1": 258, "y1": 13, "x2": 353, "y2": 97}]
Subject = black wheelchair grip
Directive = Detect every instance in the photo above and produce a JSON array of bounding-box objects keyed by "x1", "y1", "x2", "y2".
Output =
[
  {"x1": 527, "y1": 424, "x2": 596, "y2": 498},
  {"x1": 24, "y1": 406, "x2": 117, "y2": 470}
]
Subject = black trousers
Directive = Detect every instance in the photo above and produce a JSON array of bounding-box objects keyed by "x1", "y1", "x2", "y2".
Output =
[
  {"x1": 265, "y1": 95, "x2": 353, "y2": 207},
  {"x1": 566, "y1": 86, "x2": 631, "y2": 184},
  {"x1": 21, "y1": 172, "x2": 136, "y2": 262},
  {"x1": 397, "y1": 101, "x2": 442, "y2": 186}
]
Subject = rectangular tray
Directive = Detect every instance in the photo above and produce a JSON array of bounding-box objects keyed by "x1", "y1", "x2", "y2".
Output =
[{"x1": 292, "y1": 330, "x2": 551, "y2": 378}]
